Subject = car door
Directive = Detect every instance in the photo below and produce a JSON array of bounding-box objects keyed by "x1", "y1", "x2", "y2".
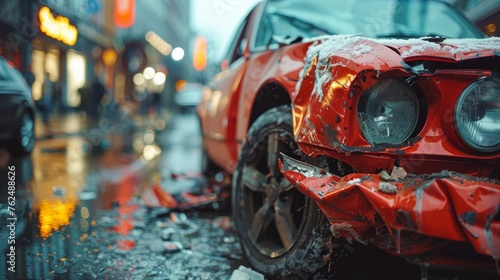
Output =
[{"x1": 201, "y1": 8, "x2": 257, "y2": 173}]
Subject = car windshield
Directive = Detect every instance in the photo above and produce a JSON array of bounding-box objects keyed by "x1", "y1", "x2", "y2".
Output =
[{"x1": 264, "y1": 0, "x2": 485, "y2": 40}]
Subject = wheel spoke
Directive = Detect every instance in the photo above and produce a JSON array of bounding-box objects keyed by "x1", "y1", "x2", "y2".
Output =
[
  {"x1": 275, "y1": 206, "x2": 297, "y2": 249},
  {"x1": 242, "y1": 166, "x2": 266, "y2": 192},
  {"x1": 250, "y1": 203, "x2": 272, "y2": 241},
  {"x1": 267, "y1": 132, "x2": 279, "y2": 177}
]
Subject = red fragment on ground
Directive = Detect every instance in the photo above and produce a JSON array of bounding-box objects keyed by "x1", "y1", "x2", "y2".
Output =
[{"x1": 116, "y1": 239, "x2": 136, "y2": 251}]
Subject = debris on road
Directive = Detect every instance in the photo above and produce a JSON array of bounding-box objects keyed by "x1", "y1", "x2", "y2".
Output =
[
  {"x1": 230, "y1": 266, "x2": 266, "y2": 280},
  {"x1": 142, "y1": 171, "x2": 231, "y2": 211}
]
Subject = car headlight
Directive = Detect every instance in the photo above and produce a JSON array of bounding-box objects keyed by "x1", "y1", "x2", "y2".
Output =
[
  {"x1": 357, "y1": 78, "x2": 419, "y2": 145},
  {"x1": 454, "y1": 77, "x2": 500, "y2": 153}
]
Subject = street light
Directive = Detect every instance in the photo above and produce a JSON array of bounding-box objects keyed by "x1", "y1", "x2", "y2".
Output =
[
  {"x1": 143, "y1": 67, "x2": 155, "y2": 79},
  {"x1": 133, "y1": 73, "x2": 145, "y2": 85},
  {"x1": 171, "y1": 47, "x2": 184, "y2": 61},
  {"x1": 153, "y1": 72, "x2": 166, "y2": 85}
]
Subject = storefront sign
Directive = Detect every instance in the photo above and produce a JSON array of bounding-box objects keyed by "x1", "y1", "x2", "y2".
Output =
[
  {"x1": 114, "y1": 0, "x2": 135, "y2": 28},
  {"x1": 39, "y1": 6, "x2": 78, "y2": 46}
]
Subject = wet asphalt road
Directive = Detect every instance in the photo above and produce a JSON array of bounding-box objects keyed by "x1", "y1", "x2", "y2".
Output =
[
  {"x1": 0, "y1": 111, "x2": 499, "y2": 280},
  {"x1": 0, "y1": 111, "x2": 248, "y2": 280}
]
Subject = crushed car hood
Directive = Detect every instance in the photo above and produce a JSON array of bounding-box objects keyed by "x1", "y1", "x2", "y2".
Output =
[{"x1": 375, "y1": 37, "x2": 500, "y2": 62}]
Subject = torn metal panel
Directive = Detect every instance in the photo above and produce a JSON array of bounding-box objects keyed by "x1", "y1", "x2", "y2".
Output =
[{"x1": 280, "y1": 154, "x2": 500, "y2": 260}]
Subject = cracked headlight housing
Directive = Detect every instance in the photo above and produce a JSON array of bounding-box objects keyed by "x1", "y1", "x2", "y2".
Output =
[
  {"x1": 357, "y1": 78, "x2": 419, "y2": 145},
  {"x1": 454, "y1": 77, "x2": 500, "y2": 153}
]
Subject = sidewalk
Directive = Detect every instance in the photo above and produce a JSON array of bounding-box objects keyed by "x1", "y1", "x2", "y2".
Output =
[{"x1": 35, "y1": 111, "x2": 88, "y2": 140}]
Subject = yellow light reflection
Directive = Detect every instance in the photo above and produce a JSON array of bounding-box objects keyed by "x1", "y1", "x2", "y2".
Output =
[
  {"x1": 80, "y1": 207, "x2": 89, "y2": 219},
  {"x1": 210, "y1": 90, "x2": 222, "y2": 117},
  {"x1": 143, "y1": 129, "x2": 155, "y2": 145},
  {"x1": 80, "y1": 219, "x2": 89, "y2": 233},
  {"x1": 175, "y1": 80, "x2": 187, "y2": 92},
  {"x1": 102, "y1": 49, "x2": 117, "y2": 66},
  {"x1": 323, "y1": 74, "x2": 353, "y2": 108},
  {"x1": 142, "y1": 144, "x2": 161, "y2": 161},
  {"x1": 154, "y1": 119, "x2": 166, "y2": 131},
  {"x1": 37, "y1": 199, "x2": 78, "y2": 238},
  {"x1": 485, "y1": 23, "x2": 497, "y2": 34}
]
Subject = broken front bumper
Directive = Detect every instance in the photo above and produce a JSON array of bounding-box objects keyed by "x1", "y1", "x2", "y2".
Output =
[{"x1": 280, "y1": 155, "x2": 500, "y2": 267}]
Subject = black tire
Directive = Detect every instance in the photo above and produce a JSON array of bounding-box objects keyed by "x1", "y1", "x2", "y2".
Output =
[
  {"x1": 13, "y1": 112, "x2": 35, "y2": 154},
  {"x1": 232, "y1": 106, "x2": 344, "y2": 279}
]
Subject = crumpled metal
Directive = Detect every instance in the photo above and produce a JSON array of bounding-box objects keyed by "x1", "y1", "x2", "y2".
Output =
[{"x1": 280, "y1": 154, "x2": 500, "y2": 263}]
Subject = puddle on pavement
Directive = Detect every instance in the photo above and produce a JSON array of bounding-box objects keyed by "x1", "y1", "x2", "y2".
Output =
[{"x1": 1, "y1": 119, "x2": 247, "y2": 279}]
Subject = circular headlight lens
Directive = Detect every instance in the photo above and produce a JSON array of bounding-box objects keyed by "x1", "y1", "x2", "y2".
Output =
[
  {"x1": 454, "y1": 77, "x2": 500, "y2": 152},
  {"x1": 357, "y1": 78, "x2": 419, "y2": 145}
]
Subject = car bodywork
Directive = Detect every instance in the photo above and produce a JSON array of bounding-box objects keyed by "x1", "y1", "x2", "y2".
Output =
[
  {"x1": 282, "y1": 36, "x2": 500, "y2": 267},
  {"x1": 0, "y1": 57, "x2": 36, "y2": 153},
  {"x1": 198, "y1": 0, "x2": 500, "y2": 275},
  {"x1": 279, "y1": 35, "x2": 500, "y2": 269}
]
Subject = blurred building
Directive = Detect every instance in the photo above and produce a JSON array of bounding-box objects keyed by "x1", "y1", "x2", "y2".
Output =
[
  {"x1": 0, "y1": 0, "x2": 116, "y2": 111},
  {"x1": 115, "y1": 0, "x2": 192, "y2": 112}
]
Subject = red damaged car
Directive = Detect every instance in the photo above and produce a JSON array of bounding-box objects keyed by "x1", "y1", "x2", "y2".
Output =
[{"x1": 197, "y1": 0, "x2": 500, "y2": 278}]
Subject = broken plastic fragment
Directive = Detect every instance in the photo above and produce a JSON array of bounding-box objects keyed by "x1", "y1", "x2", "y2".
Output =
[
  {"x1": 390, "y1": 166, "x2": 408, "y2": 180},
  {"x1": 152, "y1": 184, "x2": 178, "y2": 208},
  {"x1": 161, "y1": 228, "x2": 176, "y2": 241},
  {"x1": 163, "y1": 241, "x2": 183, "y2": 253},
  {"x1": 116, "y1": 239, "x2": 136, "y2": 251},
  {"x1": 379, "y1": 182, "x2": 398, "y2": 194},
  {"x1": 378, "y1": 171, "x2": 392, "y2": 181},
  {"x1": 170, "y1": 212, "x2": 189, "y2": 227},
  {"x1": 223, "y1": 235, "x2": 236, "y2": 243},
  {"x1": 230, "y1": 265, "x2": 265, "y2": 280}
]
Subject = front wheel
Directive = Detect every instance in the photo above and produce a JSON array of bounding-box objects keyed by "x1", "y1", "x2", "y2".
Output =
[{"x1": 232, "y1": 106, "x2": 338, "y2": 278}]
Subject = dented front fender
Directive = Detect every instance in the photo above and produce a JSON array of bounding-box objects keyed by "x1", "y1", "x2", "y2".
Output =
[{"x1": 280, "y1": 154, "x2": 500, "y2": 261}]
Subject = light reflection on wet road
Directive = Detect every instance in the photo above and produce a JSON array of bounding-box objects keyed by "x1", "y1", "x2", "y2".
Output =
[{"x1": 0, "y1": 112, "x2": 245, "y2": 280}]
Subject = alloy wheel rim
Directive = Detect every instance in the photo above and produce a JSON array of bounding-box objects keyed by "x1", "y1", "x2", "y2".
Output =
[{"x1": 240, "y1": 129, "x2": 308, "y2": 258}]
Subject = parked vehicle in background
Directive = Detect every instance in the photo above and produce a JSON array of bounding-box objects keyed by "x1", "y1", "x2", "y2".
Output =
[
  {"x1": 197, "y1": 0, "x2": 500, "y2": 278},
  {"x1": 175, "y1": 82, "x2": 203, "y2": 113},
  {"x1": 0, "y1": 57, "x2": 36, "y2": 154}
]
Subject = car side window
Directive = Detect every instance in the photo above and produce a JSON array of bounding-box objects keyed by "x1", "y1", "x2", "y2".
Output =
[
  {"x1": 254, "y1": 5, "x2": 272, "y2": 48},
  {"x1": 226, "y1": 13, "x2": 251, "y2": 65}
]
